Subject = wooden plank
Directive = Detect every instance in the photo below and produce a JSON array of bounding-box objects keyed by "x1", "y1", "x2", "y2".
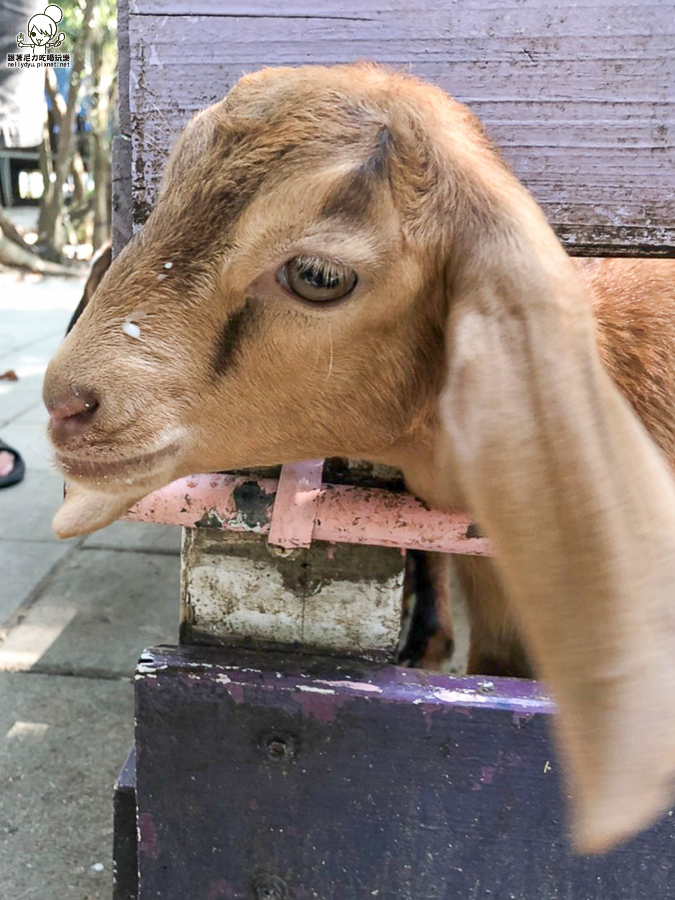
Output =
[
  {"x1": 181, "y1": 529, "x2": 406, "y2": 661},
  {"x1": 135, "y1": 645, "x2": 675, "y2": 900},
  {"x1": 113, "y1": 0, "x2": 132, "y2": 254},
  {"x1": 123, "y1": 0, "x2": 675, "y2": 254},
  {"x1": 113, "y1": 748, "x2": 139, "y2": 900}
]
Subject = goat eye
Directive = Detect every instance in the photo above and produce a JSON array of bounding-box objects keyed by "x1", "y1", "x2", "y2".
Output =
[{"x1": 280, "y1": 256, "x2": 357, "y2": 303}]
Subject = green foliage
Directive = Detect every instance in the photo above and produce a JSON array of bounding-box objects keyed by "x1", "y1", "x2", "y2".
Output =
[
  {"x1": 59, "y1": 0, "x2": 116, "y2": 36},
  {"x1": 57, "y1": 1, "x2": 117, "y2": 108}
]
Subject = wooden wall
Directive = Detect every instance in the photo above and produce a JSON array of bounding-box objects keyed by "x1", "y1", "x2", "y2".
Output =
[{"x1": 116, "y1": 0, "x2": 675, "y2": 256}]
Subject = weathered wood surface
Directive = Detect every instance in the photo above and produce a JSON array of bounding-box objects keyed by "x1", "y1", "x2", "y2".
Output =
[
  {"x1": 181, "y1": 529, "x2": 406, "y2": 660},
  {"x1": 119, "y1": 0, "x2": 675, "y2": 254},
  {"x1": 135, "y1": 645, "x2": 675, "y2": 900},
  {"x1": 112, "y1": 0, "x2": 133, "y2": 254},
  {"x1": 113, "y1": 749, "x2": 138, "y2": 900}
]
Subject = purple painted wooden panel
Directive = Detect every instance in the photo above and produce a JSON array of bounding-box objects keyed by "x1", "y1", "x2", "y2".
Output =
[
  {"x1": 113, "y1": 748, "x2": 139, "y2": 900},
  {"x1": 121, "y1": 0, "x2": 675, "y2": 254},
  {"x1": 135, "y1": 646, "x2": 675, "y2": 900}
]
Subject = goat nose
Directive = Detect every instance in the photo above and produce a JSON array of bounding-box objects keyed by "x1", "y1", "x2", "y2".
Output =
[{"x1": 46, "y1": 387, "x2": 100, "y2": 444}]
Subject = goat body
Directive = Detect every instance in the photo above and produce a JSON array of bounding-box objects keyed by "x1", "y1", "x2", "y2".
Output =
[{"x1": 43, "y1": 64, "x2": 675, "y2": 853}]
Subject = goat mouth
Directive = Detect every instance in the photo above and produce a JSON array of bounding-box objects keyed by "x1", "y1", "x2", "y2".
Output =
[{"x1": 56, "y1": 441, "x2": 180, "y2": 479}]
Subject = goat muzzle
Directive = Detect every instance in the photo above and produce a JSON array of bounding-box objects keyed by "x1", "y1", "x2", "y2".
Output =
[{"x1": 45, "y1": 385, "x2": 101, "y2": 445}]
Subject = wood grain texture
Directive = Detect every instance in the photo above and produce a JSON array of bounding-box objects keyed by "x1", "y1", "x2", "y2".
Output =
[
  {"x1": 135, "y1": 645, "x2": 675, "y2": 900},
  {"x1": 113, "y1": 0, "x2": 132, "y2": 254},
  {"x1": 120, "y1": 0, "x2": 675, "y2": 254}
]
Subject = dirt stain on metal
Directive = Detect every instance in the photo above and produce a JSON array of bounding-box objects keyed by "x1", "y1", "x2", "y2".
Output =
[{"x1": 232, "y1": 481, "x2": 276, "y2": 529}]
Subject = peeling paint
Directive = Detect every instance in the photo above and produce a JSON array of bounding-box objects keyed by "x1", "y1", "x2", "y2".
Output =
[
  {"x1": 138, "y1": 812, "x2": 160, "y2": 860},
  {"x1": 225, "y1": 683, "x2": 246, "y2": 705},
  {"x1": 194, "y1": 508, "x2": 225, "y2": 530},
  {"x1": 481, "y1": 765, "x2": 496, "y2": 785},
  {"x1": 293, "y1": 689, "x2": 337, "y2": 723},
  {"x1": 137, "y1": 662, "x2": 158, "y2": 675},
  {"x1": 433, "y1": 688, "x2": 488, "y2": 705},
  {"x1": 316, "y1": 680, "x2": 382, "y2": 694},
  {"x1": 297, "y1": 685, "x2": 335, "y2": 695},
  {"x1": 231, "y1": 480, "x2": 275, "y2": 530}
]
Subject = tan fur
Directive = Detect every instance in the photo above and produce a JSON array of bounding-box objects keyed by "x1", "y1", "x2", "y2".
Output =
[
  {"x1": 66, "y1": 241, "x2": 112, "y2": 335},
  {"x1": 44, "y1": 64, "x2": 675, "y2": 853},
  {"x1": 456, "y1": 258, "x2": 675, "y2": 679}
]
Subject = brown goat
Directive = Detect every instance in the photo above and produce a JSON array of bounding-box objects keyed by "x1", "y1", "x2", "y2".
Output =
[{"x1": 43, "y1": 64, "x2": 675, "y2": 853}]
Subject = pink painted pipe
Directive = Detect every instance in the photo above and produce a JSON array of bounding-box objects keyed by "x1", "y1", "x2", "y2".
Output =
[{"x1": 124, "y1": 471, "x2": 492, "y2": 556}]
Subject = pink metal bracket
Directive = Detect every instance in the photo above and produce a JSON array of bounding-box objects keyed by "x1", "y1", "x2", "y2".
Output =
[{"x1": 267, "y1": 460, "x2": 324, "y2": 549}]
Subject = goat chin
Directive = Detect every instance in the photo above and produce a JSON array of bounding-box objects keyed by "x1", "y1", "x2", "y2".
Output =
[{"x1": 52, "y1": 480, "x2": 145, "y2": 538}]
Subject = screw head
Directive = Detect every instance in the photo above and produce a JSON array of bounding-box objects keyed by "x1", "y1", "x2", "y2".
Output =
[
  {"x1": 253, "y1": 875, "x2": 289, "y2": 899},
  {"x1": 262, "y1": 733, "x2": 296, "y2": 763}
]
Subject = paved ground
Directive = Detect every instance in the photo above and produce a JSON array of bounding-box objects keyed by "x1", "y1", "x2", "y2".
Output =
[{"x1": 0, "y1": 269, "x2": 181, "y2": 899}]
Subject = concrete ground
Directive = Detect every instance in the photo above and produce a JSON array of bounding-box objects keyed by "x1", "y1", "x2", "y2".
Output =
[{"x1": 0, "y1": 269, "x2": 181, "y2": 899}]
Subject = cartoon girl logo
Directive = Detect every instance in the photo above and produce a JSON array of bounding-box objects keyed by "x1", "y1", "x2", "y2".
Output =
[{"x1": 16, "y1": 5, "x2": 65, "y2": 56}]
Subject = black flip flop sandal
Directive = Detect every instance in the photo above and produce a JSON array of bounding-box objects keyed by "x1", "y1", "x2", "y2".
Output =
[{"x1": 0, "y1": 439, "x2": 25, "y2": 488}]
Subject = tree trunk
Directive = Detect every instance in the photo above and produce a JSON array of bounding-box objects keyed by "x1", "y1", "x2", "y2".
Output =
[
  {"x1": 38, "y1": 119, "x2": 54, "y2": 193},
  {"x1": 0, "y1": 205, "x2": 33, "y2": 251},
  {"x1": 0, "y1": 202, "x2": 76, "y2": 273},
  {"x1": 91, "y1": 130, "x2": 111, "y2": 250},
  {"x1": 71, "y1": 150, "x2": 87, "y2": 206},
  {"x1": 38, "y1": 0, "x2": 97, "y2": 261}
]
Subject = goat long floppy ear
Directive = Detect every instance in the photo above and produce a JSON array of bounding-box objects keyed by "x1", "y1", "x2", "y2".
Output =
[{"x1": 439, "y1": 182, "x2": 675, "y2": 853}]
